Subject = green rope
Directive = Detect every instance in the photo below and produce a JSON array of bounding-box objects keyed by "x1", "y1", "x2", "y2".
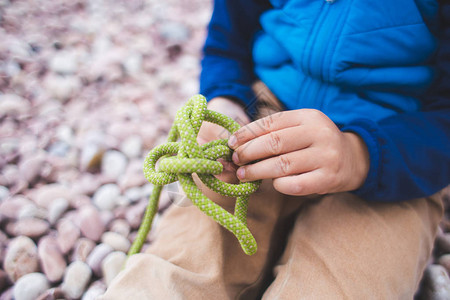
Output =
[{"x1": 128, "y1": 94, "x2": 261, "y2": 256}]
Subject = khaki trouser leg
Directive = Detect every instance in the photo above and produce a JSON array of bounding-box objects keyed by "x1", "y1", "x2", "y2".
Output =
[
  {"x1": 262, "y1": 191, "x2": 445, "y2": 300},
  {"x1": 100, "y1": 179, "x2": 303, "y2": 300}
]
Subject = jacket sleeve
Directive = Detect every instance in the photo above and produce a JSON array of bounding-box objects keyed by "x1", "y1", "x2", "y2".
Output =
[
  {"x1": 199, "y1": 0, "x2": 270, "y2": 117},
  {"x1": 342, "y1": 2, "x2": 450, "y2": 202}
]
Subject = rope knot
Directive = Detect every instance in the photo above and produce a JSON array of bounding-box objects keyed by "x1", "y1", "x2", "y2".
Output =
[{"x1": 130, "y1": 95, "x2": 261, "y2": 256}]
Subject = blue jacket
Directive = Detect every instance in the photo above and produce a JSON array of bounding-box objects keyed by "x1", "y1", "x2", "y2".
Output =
[{"x1": 200, "y1": 0, "x2": 450, "y2": 202}]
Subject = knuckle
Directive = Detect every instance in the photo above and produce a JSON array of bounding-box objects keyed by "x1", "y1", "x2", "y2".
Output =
[
  {"x1": 267, "y1": 132, "x2": 282, "y2": 155},
  {"x1": 260, "y1": 115, "x2": 276, "y2": 132},
  {"x1": 276, "y1": 155, "x2": 291, "y2": 175}
]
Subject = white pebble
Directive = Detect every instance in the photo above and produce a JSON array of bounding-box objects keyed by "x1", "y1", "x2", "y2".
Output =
[
  {"x1": 120, "y1": 135, "x2": 142, "y2": 159},
  {"x1": 13, "y1": 272, "x2": 49, "y2": 300},
  {"x1": 0, "y1": 185, "x2": 9, "y2": 201},
  {"x1": 47, "y1": 197, "x2": 69, "y2": 225},
  {"x1": 61, "y1": 261, "x2": 92, "y2": 299},
  {"x1": 101, "y1": 251, "x2": 127, "y2": 287},
  {"x1": 101, "y1": 231, "x2": 131, "y2": 253},
  {"x1": 93, "y1": 184, "x2": 120, "y2": 211},
  {"x1": 101, "y1": 150, "x2": 128, "y2": 180}
]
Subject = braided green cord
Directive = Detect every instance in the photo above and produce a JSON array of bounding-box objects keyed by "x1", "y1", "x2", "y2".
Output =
[{"x1": 128, "y1": 94, "x2": 261, "y2": 256}]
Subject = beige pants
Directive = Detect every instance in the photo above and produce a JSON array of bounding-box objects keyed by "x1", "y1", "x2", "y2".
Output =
[{"x1": 100, "y1": 83, "x2": 445, "y2": 299}]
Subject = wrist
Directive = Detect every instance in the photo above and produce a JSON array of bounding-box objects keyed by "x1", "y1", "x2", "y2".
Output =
[
  {"x1": 208, "y1": 97, "x2": 250, "y2": 126},
  {"x1": 343, "y1": 132, "x2": 370, "y2": 191}
]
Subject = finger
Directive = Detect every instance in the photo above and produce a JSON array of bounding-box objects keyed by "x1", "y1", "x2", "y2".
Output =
[
  {"x1": 236, "y1": 148, "x2": 319, "y2": 182},
  {"x1": 272, "y1": 169, "x2": 329, "y2": 196},
  {"x1": 232, "y1": 126, "x2": 312, "y2": 165},
  {"x1": 228, "y1": 110, "x2": 302, "y2": 149}
]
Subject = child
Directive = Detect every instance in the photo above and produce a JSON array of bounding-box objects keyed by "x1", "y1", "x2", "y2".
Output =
[{"x1": 102, "y1": 0, "x2": 450, "y2": 298}]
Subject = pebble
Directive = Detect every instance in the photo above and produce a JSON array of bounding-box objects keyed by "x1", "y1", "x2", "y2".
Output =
[
  {"x1": 86, "y1": 243, "x2": 114, "y2": 277},
  {"x1": 19, "y1": 155, "x2": 46, "y2": 185},
  {"x1": 72, "y1": 238, "x2": 96, "y2": 262},
  {"x1": 81, "y1": 281, "x2": 107, "y2": 300},
  {"x1": 101, "y1": 251, "x2": 127, "y2": 287},
  {"x1": 13, "y1": 272, "x2": 50, "y2": 300},
  {"x1": 124, "y1": 186, "x2": 143, "y2": 203},
  {"x1": 44, "y1": 74, "x2": 81, "y2": 102},
  {"x1": 35, "y1": 287, "x2": 65, "y2": 300},
  {"x1": 56, "y1": 218, "x2": 80, "y2": 254},
  {"x1": 101, "y1": 231, "x2": 131, "y2": 253},
  {"x1": 4, "y1": 236, "x2": 39, "y2": 282},
  {"x1": 49, "y1": 51, "x2": 79, "y2": 75},
  {"x1": 93, "y1": 183, "x2": 120, "y2": 211},
  {"x1": 79, "y1": 143, "x2": 105, "y2": 172},
  {"x1": 47, "y1": 197, "x2": 69, "y2": 225},
  {"x1": 0, "y1": 94, "x2": 30, "y2": 118},
  {"x1": 101, "y1": 150, "x2": 128, "y2": 180},
  {"x1": 419, "y1": 264, "x2": 450, "y2": 299},
  {"x1": 17, "y1": 203, "x2": 47, "y2": 220},
  {"x1": 109, "y1": 219, "x2": 131, "y2": 237},
  {"x1": 6, "y1": 218, "x2": 50, "y2": 238},
  {"x1": 38, "y1": 236, "x2": 66, "y2": 282},
  {"x1": 78, "y1": 205, "x2": 105, "y2": 241},
  {"x1": 31, "y1": 183, "x2": 74, "y2": 209},
  {"x1": 0, "y1": 185, "x2": 10, "y2": 201},
  {"x1": 0, "y1": 195, "x2": 34, "y2": 219},
  {"x1": 120, "y1": 135, "x2": 142, "y2": 159},
  {"x1": 61, "y1": 261, "x2": 92, "y2": 299}
]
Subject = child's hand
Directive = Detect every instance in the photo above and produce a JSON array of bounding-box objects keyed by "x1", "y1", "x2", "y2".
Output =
[
  {"x1": 228, "y1": 109, "x2": 370, "y2": 196},
  {"x1": 197, "y1": 97, "x2": 250, "y2": 184}
]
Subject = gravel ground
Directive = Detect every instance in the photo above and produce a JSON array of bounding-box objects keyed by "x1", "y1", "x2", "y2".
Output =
[{"x1": 0, "y1": 0, "x2": 449, "y2": 299}]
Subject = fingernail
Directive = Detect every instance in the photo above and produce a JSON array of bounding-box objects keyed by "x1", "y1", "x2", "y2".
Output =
[
  {"x1": 228, "y1": 135, "x2": 236, "y2": 147},
  {"x1": 237, "y1": 167, "x2": 245, "y2": 180},
  {"x1": 232, "y1": 151, "x2": 239, "y2": 164}
]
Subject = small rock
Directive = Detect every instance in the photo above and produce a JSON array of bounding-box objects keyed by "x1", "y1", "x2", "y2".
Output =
[
  {"x1": 44, "y1": 74, "x2": 82, "y2": 102},
  {"x1": 86, "y1": 243, "x2": 114, "y2": 277},
  {"x1": 0, "y1": 94, "x2": 30, "y2": 118},
  {"x1": 0, "y1": 196, "x2": 33, "y2": 219},
  {"x1": 124, "y1": 186, "x2": 143, "y2": 203},
  {"x1": 56, "y1": 218, "x2": 80, "y2": 254},
  {"x1": 122, "y1": 133, "x2": 142, "y2": 152},
  {"x1": 159, "y1": 22, "x2": 190, "y2": 44},
  {"x1": 31, "y1": 183, "x2": 74, "y2": 209},
  {"x1": 79, "y1": 143, "x2": 105, "y2": 172},
  {"x1": 438, "y1": 254, "x2": 450, "y2": 274},
  {"x1": 101, "y1": 150, "x2": 127, "y2": 180},
  {"x1": 6, "y1": 218, "x2": 49, "y2": 238},
  {"x1": 0, "y1": 186, "x2": 9, "y2": 201},
  {"x1": 19, "y1": 155, "x2": 46, "y2": 185},
  {"x1": 4, "y1": 236, "x2": 39, "y2": 282},
  {"x1": 17, "y1": 203, "x2": 47, "y2": 220},
  {"x1": 38, "y1": 236, "x2": 66, "y2": 282},
  {"x1": 78, "y1": 205, "x2": 105, "y2": 241},
  {"x1": 419, "y1": 264, "x2": 450, "y2": 299},
  {"x1": 61, "y1": 261, "x2": 92, "y2": 299},
  {"x1": 13, "y1": 272, "x2": 49, "y2": 300},
  {"x1": 47, "y1": 197, "x2": 69, "y2": 225},
  {"x1": 125, "y1": 200, "x2": 148, "y2": 229},
  {"x1": 93, "y1": 183, "x2": 120, "y2": 211},
  {"x1": 101, "y1": 231, "x2": 131, "y2": 253},
  {"x1": 109, "y1": 219, "x2": 131, "y2": 237},
  {"x1": 35, "y1": 287, "x2": 65, "y2": 300},
  {"x1": 101, "y1": 251, "x2": 127, "y2": 287},
  {"x1": 49, "y1": 51, "x2": 78, "y2": 74},
  {"x1": 81, "y1": 281, "x2": 107, "y2": 300},
  {"x1": 72, "y1": 238, "x2": 96, "y2": 262}
]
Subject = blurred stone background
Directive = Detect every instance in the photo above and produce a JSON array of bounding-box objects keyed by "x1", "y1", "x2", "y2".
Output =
[{"x1": 0, "y1": 0, "x2": 449, "y2": 299}]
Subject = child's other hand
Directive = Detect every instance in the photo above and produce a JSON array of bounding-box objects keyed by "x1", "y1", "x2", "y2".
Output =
[
  {"x1": 197, "y1": 97, "x2": 250, "y2": 184},
  {"x1": 228, "y1": 109, "x2": 370, "y2": 196}
]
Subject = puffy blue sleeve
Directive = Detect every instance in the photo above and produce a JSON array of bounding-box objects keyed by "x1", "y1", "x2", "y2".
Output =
[
  {"x1": 199, "y1": 0, "x2": 270, "y2": 116},
  {"x1": 342, "y1": 2, "x2": 450, "y2": 202}
]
